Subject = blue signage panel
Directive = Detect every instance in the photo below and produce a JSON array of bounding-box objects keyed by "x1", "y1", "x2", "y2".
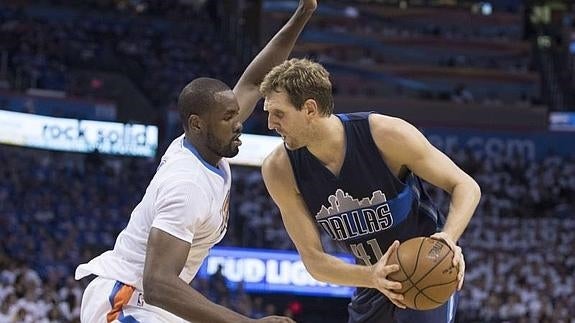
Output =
[
  {"x1": 423, "y1": 128, "x2": 575, "y2": 161},
  {"x1": 549, "y1": 112, "x2": 575, "y2": 132},
  {"x1": 196, "y1": 247, "x2": 356, "y2": 298}
]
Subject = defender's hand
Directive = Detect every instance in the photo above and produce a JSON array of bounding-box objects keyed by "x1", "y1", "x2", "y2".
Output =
[
  {"x1": 300, "y1": 0, "x2": 317, "y2": 11},
  {"x1": 371, "y1": 240, "x2": 406, "y2": 308},
  {"x1": 430, "y1": 232, "x2": 465, "y2": 290}
]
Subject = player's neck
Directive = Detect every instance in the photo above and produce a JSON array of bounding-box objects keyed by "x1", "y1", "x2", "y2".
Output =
[
  {"x1": 306, "y1": 115, "x2": 345, "y2": 165},
  {"x1": 184, "y1": 135, "x2": 221, "y2": 167}
]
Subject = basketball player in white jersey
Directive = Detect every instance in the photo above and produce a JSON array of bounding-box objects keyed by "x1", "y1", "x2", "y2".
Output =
[{"x1": 75, "y1": 1, "x2": 317, "y2": 322}]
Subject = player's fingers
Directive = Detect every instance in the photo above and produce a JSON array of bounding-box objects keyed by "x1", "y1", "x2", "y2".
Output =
[
  {"x1": 387, "y1": 296, "x2": 406, "y2": 309},
  {"x1": 431, "y1": 232, "x2": 456, "y2": 249},
  {"x1": 379, "y1": 278, "x2": 402, "y2": 290},
  {"x1": 381, "y1": 240, "x2": 399, "y2": 262},
  {"x1": 453, "y1": 246, "x2": 463, "y2": 267},
  {"x1": 457, "y1": 256, "x2": 466, "y2": 290},
  {"x1": 381, "y1": 264, "x2": 400, "y2": 275},
  {"x1": 391, "y1": 300, "x2": 406, "y2": 309},
  {"x1": 382, "y1": 289, "x2": 404, "y2": 302}
]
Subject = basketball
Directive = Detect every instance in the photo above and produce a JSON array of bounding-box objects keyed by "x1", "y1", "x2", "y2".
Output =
[{"x1": 387, "y1": 237, "x2": 458, "y2": 310}]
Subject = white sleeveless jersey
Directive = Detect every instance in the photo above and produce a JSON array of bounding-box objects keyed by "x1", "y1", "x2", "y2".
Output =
[{"x1": 75, "y1": 134, "x2": 231, "y2": 290}]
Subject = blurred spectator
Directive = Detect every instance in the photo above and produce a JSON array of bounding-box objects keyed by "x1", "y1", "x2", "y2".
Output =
[{"x1": 1, "y1": 135, "x2": 574, "y2": 321}]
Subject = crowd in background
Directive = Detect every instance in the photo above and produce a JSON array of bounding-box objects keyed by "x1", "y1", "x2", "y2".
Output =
[
  {"x1": 0, "y1": 141, "x2": 573, "y2": 322},
  {"x1": 0, "y1": 0, "x2": 240, "y2": 107},
  {"x1": 0, "y1": 0, "x2": 573, "y2": 322},
  {"x1": 0, "y1": 0, "x2": 538, "y2": 112}
]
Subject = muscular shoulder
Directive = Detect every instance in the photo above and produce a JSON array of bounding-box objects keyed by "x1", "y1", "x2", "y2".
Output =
[
  {"x1": 368, "y1": 113, "x2": 419, "y2": 143},
  {"x1": 367, "y1": 113, "x2": 428, "y2": 163},
  {"x1": 261, "y1": 145, "x2": 298, "y2": 194},
  {"x1": 262, "y1": 145, "x2": 289, "y2": 175}
]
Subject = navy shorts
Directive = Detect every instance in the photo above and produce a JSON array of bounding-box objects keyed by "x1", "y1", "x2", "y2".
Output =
[{"x1": 347, "y1": 288, "x2": 458, "y2": 323}]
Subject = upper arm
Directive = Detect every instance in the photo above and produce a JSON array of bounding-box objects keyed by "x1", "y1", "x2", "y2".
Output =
[
  {"x1": 261, "y1": 147, "x2": 325, "y2": 262},
  {"x1": 369, "y1": 114, "x2": 475, "y2": 194},
  {"x1": 145, "y1": 180, "x2": 209, "y2": 282},
  {"x1": 144, "y1": 227, "x2": 191, "y2": 283}
]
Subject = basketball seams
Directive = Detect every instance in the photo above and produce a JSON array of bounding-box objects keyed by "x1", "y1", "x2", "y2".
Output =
[
  {"x1": 411, "y1": 242, "x2": 454, "y2": 309},
  {"x1": 395, "y1": 238, "x2": 426, "y2": 296},
  {"x1": 389, "y1": 237, "x2": 458, "y2": 310},
  {"x1": 418, "y1": 278, "x2": 459, "y2": 304},
  {"x1": 410, "y1": 238, "x2": 426, "y2": 279},
  {"x1": 395, "y1": 249, "x2": 410, "y2": 283},
  {"x1": 412, "y1": 240, "x2": 453, "y2": 288}
]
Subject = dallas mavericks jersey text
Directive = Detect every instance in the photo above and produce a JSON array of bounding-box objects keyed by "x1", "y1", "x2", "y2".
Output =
[
  {"x1": 316, "y1": 189, "x2": 393, "y2": 241},
  {"x1": 286, "y1": 112, "x2": 441, "y2": 266}
]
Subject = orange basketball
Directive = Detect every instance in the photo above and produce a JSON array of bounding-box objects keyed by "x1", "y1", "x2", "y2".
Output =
[{"x1": 386, "y1": 237, "x2": 458, "y2": 310}]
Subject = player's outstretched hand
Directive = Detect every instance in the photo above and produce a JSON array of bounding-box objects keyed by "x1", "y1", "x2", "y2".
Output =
[
  {"x1": 371, "y1": 240, "x2": 406, "y2": 309},
  {"x1": 256, "y1": 315, "x2": 296, "y2": 323},
  {"x1": 430, "y1": 232, "x2": 465, "y2": 290},
  {"x1": 300, "y1": 0, "x2": 317, "y2": 11}
]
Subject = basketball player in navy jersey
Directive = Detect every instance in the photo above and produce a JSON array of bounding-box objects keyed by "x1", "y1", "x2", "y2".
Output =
[{"x1": 260, "y1": 58, "x2": 481, "y2": 323}]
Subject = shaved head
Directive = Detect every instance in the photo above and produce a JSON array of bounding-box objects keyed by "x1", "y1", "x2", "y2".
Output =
[{"x1": 178, "y1": 77, "x2": 232, "y2": 130}]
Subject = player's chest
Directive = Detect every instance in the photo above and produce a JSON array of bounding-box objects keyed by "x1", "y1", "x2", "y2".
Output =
[{"x1": 196, "y1": 186, "x2": 231, "y2": 242}]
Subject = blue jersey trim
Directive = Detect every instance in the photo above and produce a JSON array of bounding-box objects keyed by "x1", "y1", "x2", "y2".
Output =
[
  {"x1": 108, "y1": 281, "x2": 123, "y2": 308},
  {"x1": 387, "y1": 183, "x2": 415, "y2": 228},
  {"x1": 119, "y1": 314, "x2": 140, "y2": 323},
  {"x1": 183, "y1": 138, "x2": 226, "y2": 179},
  {"x1": 336, "y1": 113, "x2": 350, "y2": 121}
]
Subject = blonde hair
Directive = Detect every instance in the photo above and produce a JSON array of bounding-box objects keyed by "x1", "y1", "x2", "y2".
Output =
[{"x1": 260, "y1": 58, "x2": 334, "y2": 116}]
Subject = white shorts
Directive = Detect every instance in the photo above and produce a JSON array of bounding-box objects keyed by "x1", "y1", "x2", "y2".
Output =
[{"x1": 81, "y1": 276, "x2": 188, "y2": 323}]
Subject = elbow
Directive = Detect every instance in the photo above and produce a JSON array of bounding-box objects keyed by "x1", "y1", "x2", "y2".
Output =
[
  {"x1": 457, "y1": 175, "x2": 481, "y2": 205},
  {"x1": 300, "y1": 253, "x2": 327, "y2": 282},
  {"x1": 470, "y1": 178, "x2": 481, "y2": 204},
  {"x1": 142, "y1": 273, "x2": 163, "y2": 306}
]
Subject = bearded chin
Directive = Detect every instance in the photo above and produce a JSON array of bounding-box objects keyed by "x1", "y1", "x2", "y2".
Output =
[
  {"x1": 207, "y1": 132, "x2": 239, "y2": 158},
  {"x1": 224, "y1": 145, "x2": 240, "y2": 158}
]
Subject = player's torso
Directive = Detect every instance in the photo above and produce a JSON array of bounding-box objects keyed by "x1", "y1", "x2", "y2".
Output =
[
  {"x1": 156, "y1": 136, "x2": 231, "y2": 249},
  {"x1": 124, "y1": 136, "x2": 231, "y2": 280},
  {"x1": 287, "y1": 113, "x2": 438, "y2": 265}
]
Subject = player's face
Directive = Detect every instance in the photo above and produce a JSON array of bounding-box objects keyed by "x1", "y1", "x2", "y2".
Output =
[
  {"x1": 264, "y1": 91, "x2": 309, "y2": 150},
  {"x1": 205, "y1": 90, "x2": 243, "y2": 158}
]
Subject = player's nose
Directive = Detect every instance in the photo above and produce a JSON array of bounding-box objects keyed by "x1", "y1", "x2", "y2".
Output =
[
  {"x1": 267, "y1": 114, "x2": 276, "y2": 130},
  {"x1": 234, "y1": 120, "x2": 243, "y2": 133}
]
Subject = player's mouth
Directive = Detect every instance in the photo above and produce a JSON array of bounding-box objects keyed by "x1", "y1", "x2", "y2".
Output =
[
  {"x1": 275, "y1": 130, "x2": 286, "y2": 140},
  {"x1": 232, "y1": 133, "x2": 242, "y2": 146}
]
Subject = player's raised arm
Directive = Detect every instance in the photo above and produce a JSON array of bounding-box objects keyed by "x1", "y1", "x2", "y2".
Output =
[
  {"x1": 234, "y1": 0, "x2": 317, "y2": 123},
  {"x1": 261, "y1": 146, "x2": 406, "y2": 308}
]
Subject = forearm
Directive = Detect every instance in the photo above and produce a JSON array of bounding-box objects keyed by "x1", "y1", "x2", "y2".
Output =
[
  {"x1": 442, "y1": 178, "x2": 481, "y2": 242},
  {"x1": 243, "y1": 4, "x2": 314, "y2": 84},
  {"x1": 303, "y1": 251, "x2": 374, "y2": 288},
  {"x1": 145, "y1": 276, "x2": 252, "y2": 323},
  {"x1": 235, "y1": 3, "x2": 314, "y2": 121}
]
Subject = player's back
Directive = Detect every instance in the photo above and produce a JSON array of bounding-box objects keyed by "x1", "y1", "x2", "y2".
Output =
[{"x1": 286, "y1": 112, "x2": 441, "y2": 266}]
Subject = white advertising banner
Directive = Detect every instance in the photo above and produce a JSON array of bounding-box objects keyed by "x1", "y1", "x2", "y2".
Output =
[
  {"x1": 228, "y1": 133, "x2": 282, "y2": 167},
  {"x1": 0, "y1": 110, "x2": 158, "y2": 157}
]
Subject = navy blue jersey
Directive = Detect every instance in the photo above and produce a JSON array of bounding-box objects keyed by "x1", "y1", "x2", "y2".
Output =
[
  {"x1": 286, "y1": 112, "x2": 454, "y2": 323},
  {"x1": 286, "y1": 112, "x2": 443, "y2": 265}
]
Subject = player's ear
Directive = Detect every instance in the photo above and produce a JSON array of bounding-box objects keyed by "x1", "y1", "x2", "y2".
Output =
[
  {"x1": 188, "y1": 114, "x2": 204, "y2": 134},
  {"x1": 303, "y1": 98, "x2": 318, "y2": 118}
]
